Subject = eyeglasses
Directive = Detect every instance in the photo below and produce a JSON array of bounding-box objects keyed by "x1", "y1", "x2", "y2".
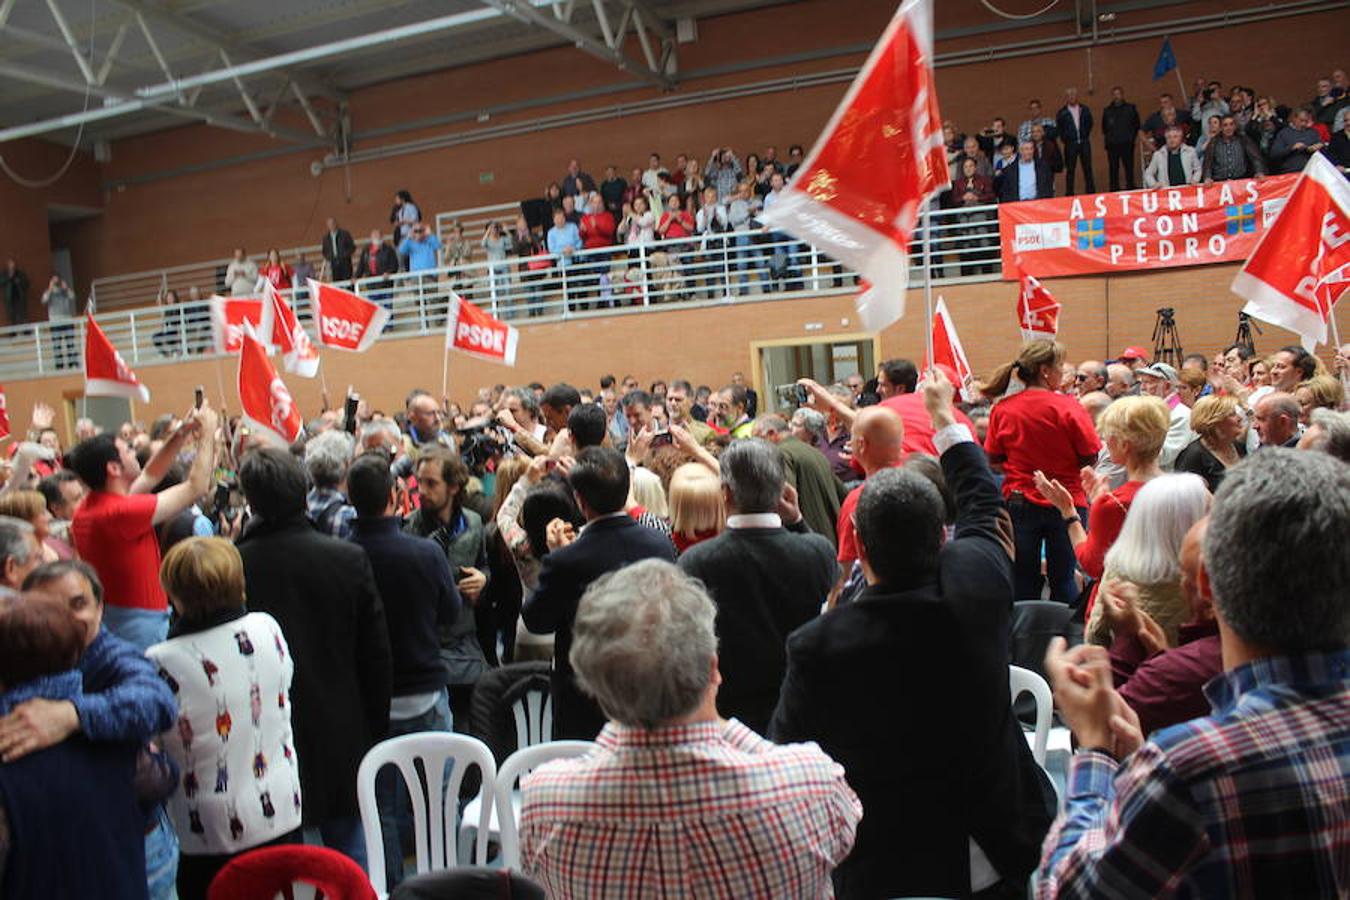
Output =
[{"x1": 1074, "y1": 373, "x2": 1089, "y2": 381}]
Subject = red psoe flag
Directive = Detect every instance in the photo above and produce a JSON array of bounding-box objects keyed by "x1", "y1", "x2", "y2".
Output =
[
  {"x1": 1233, "y1": 153, "x2": 1350, "y2": 350},
  {"x1": 1011, "y1": 257, "x2": 1061, "y2": 341},
  {"x1": 758, "y1": 0, "x2": 948, "y2": 331},
  {"x1": 445, "y1": 293, "x2": 519, "y2": 365},
  {"x1": 210, "y1": 296, "x2": 273, "y2": 355},
  {"x1": 921, "y1": 296, "x2": 975, "y2": 402},
  {"x1": 0, "y1": 386, "x2": 10, "y2": 440},
  {"x1": 307, "y1": 279, "x2": 390, "y2": 352},
  {"x1": 84, "y1": 313, "x2": 150, "y2": 403},
  {"x1": 237, "y1": 326, "x2": 302, "y2": 447},
  {"x1": 263, "y1": 281, "x2": 320, "y2": 378}
]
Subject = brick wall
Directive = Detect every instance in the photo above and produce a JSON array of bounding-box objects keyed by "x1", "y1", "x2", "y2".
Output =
[
  {"x1": 17, "y1": 0, "x2": 1344, "y2": 300},
  {"x1": 14, "y1": 258, "x2": 1340, "y2": 446}
]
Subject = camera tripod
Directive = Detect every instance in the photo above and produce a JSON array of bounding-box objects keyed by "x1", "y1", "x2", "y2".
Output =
[
  {"x1": 1234, "y1": 311, "x2": 1261, "y2": 355},
  {"x1": 1152, "y1": 307, "x2": 1184, "y2": 366}
]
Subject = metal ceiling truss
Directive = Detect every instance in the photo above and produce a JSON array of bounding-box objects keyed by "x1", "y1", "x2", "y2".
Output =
[
  {"x1": 483, "y1": 0, "x2": 677, "y2": 89},
  {"x1": 0, "y1": 0, "x2": 341, "y2": 146}
]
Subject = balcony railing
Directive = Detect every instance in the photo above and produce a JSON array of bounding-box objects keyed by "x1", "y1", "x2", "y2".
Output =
[{"x1": 13, "y1": 205, "x2": 1001, "y2": 384}]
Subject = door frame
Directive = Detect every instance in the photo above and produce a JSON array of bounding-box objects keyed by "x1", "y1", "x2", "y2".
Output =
[{"x1": 749, "y1": 332, "x2": 881, "y2": 409}]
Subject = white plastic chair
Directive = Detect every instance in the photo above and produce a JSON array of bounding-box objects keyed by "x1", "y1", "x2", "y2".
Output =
[
  {"x1": 1010, "y1": 664, "x2": 1052, "y2": 767},
  {"x1": 356, "y1": 732, "x2": 497, "y2": 898},
  {"x1": 457, "y1": 682, "x2": 553, "y2": 859},
  {"x1": 495, "y1": 740, "x2": 597, "y2": 869}
]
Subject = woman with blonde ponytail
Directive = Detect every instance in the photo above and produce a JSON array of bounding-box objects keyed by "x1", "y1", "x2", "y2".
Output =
[{"x1": 981, "y1": 339, "x2": 1102, "y2": 603}]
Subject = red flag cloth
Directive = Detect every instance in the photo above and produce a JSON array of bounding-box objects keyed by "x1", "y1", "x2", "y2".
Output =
[
  {"x1": 210, "y1": 296, "x2": 273, "y2": 355},
  {"x1": 84, "y1": 313, "x2": 150, "y2": 403},
  {"x1": 307, "y1": 279, "x2": 390, "y2": 352},
  {"x1": 0, "y1": 386, "x2": 10, "y2": 440},
  {"x1": 758, "y1": 0, "x2": 948, "y2": 331},
  {"x1": 1232, "y1": 154, "x2": 1350, "y2": 350},
  {"x1": 263, "y1": 281, "x2": 320, "y2": 378},
  {"x1": 444, "y1": 292, "x2": 519, "y2": 365},
  {"x1": 237, "y1": 327, "x2": 302, "y2": 447},
  {"x1": 1010, "y1": 256, "x2": 1061, "y2": 341},
  {"x1": 920, "y1": 297, "x2": 975, "y2": 402}
]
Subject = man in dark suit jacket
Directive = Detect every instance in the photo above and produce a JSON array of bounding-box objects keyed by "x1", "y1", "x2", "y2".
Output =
[
  {"x1": 235, "y1": 448, "x2": 393, "y2": 866},
  {"x1": 521, "y1": 447, "x2": 676, "y2": 739},
  {"x1": 998, "y1": 141, "x2": 1055, "y2": 203},
  {"x1": 1056, "y1": 87, "x2": 1096, "y2": 194},
  {"x1": 678, "y1": 440, "x2": 835, "y2": 734},
  {"x1": 770, "y1": 369, "x2": 1054, "y2": 899},
  {"x1": 355, "y1": 229, "x2": 402, "y2": 308},
  {"x1": 322, "y1": 216, "x2": 356, "y2": 282}
]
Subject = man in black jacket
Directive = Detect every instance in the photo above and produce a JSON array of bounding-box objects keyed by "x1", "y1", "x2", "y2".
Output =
[
  {"x1": 678, "y1": 440, "x2": 835, "y2": 734},
  {"x1": 235, "y1": 447, "x2": 392, "y2": 867},
  {"x1": 998, "y1": 141, "x2": 1055, "y2": 203},
  {"x1": 355, "y1": 229, "x2": 400, "y2": 310},
  {"x1": 347, "y1": 452, "x2": 460, "y2": 887},
  {"x1": 1056, "y1": 87, "x2": 1096, "y2": 194},
  {"x1": 1101, "y1": 86, "x2": 1142, "y2": 190},
  {"x1": 771, "y1": 368, "x2": 1054, "y2": 899},
  {"x1": 322, "y1": 217, "x2": 356, "y2": 282},
  {"x1": 521, "y1": 447, "x2": 675, "y2": 739}
]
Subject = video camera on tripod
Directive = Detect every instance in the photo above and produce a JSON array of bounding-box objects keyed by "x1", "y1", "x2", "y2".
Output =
[{"x1": 1152, "y1": 307, "x2": 1184, "y2": 365}]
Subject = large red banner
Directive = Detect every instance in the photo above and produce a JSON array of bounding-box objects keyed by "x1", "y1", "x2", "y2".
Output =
[{"x1": 998, "y1": 174, "x2": 1298, "y2": 278}]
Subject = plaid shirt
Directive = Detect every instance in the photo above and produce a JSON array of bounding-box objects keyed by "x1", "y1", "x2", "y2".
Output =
[
  {"x1": 1038, "y1": 650, "x2": 1350, "y2": 898},
  {"x1": 521, "y1": 718, "x2": 861, "y2": 898},
  {"x1": 304, "y1": 487, "x2": 356, "y2": 540}
]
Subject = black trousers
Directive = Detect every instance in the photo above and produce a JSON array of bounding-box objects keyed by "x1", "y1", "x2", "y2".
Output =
[
  {"x1": 1106, "y1": 142, "x2": 1136, "y2": 191},
  {"x1": 1064, "y1": 141, "x2": 1095, "y2": 194}
]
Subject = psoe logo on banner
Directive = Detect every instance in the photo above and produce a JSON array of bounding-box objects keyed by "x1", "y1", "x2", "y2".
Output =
[
  {"x1": 1262, "y1": 197, "x2": 1288, "y2": 229},
  {"x1": 1013, "y1": 221, "x2": 1070, "y2": 253}
]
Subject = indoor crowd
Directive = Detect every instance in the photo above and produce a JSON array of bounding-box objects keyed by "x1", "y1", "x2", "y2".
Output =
[{"x1": 0, "y1": 334, "x2": 1347, "y2": 900}]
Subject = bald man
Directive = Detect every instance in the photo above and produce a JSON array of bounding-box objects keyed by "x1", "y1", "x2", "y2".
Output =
[
  {"x1": 835, "y1": 406, "x2": 906, "y2": 570},
  {"x1": 1103, "y1": 517, "x2": 1222, "y2": 737},
  {"x1": 1104, "y1": 363, "x2": 1135, "y2": 399},
  {"x1": 1253, "y1": 392, "x2": 1301, "y2": 448}
]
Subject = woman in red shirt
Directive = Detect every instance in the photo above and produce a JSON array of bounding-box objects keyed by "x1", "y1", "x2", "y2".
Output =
[
  {"x1": 1035, "y1": 395, "x2": 1168, "y2": 620},
  {"x1": 981, "y1": 339, "x2": 1101, "y2": 604},
  {"x1": 260, "y1": 248, "x2": 293, "y2": 291}
]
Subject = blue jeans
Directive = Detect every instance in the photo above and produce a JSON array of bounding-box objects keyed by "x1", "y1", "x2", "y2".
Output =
[
  {"x1": 145, "y1": 805, "x2": 179, "y2": 900},
  {"x1": 376, "y1": 689, "x2": 453, "y2": 888},
  {"x1": 305, "y1": 815, "x2": 367, "y2": 871},
  {"x1": 1009, "y1": 499, "x2": 1086, "y2": 605},
  {"x1": 101, "y1": 606, "x2": 170, "y2": 652}
]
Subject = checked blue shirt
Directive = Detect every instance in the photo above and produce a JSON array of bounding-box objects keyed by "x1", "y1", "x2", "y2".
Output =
[{"x1": 1038, "y1": 649, "x2": 1350, "y2": 898}]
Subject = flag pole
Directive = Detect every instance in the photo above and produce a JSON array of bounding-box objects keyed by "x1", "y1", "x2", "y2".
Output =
[
  {"x1": 922, "y1": 203, "x2": 935, "y2": 371},
  {"x1": 440, "y1": 344, "x2": 450, "y2": 406}
]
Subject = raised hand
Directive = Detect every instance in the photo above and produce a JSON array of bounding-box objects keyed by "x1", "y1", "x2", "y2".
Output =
[{"x1": 1033, "y1": 470, "x2": 1076, "y2": 518}]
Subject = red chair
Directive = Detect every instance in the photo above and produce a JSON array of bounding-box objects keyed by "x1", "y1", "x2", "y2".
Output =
[{"x1": 207, "y1": 844, "x2": 376, "y2": 900}]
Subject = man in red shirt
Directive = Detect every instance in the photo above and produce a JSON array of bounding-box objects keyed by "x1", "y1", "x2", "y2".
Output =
[
  {"x1": 66, "y1": 403, "x2": 219, "y2": 650},
  {"x1": 876, "y1": 358, "x2": 978, "y2": 457},
  {"x1": 835, "y1": 406, "x2": 906, "y2": 572}
]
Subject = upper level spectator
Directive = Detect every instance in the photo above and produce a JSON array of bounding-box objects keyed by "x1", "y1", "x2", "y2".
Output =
[
  {"x1": 224, "y1": 248, "x2": 258, "y2": 296},
  {"x1": 389, "y1": 190, "x2": 420, "y2": 245},
  {"x1": 397, "y1": 222, "x2": 441, "y2": 273},
  {"x1": 1039, "y1": 450, "x2": 1350, "y2": 898},
  {"x1": 1056, "y1": 87, "x2": 1096, "y2": 194},
  {"x1": 1144, "y1": 126, "x2": 1202, "y2": 187},
  {"x1": 998, "y1": 141, "x2": 1053, "y2": 202},
  {"x1": 1017, "y1": 98, "x2": 1057, "y2": 143},
  {"x1": 321, "y1": 217, "x2": 355, "y2": 283},
  {"x1": 521, "y1": 560, "x2": 860, "y2": 898},
  {"x1": 1143, "y1": 92, "x2": 1193, "y2": 145},
  {"x1": 1201, "y1": 115, "x2": 1266, "y2": 182},
  {"x1": 560, "y1": 159, "x2": 596, "y2": 197},
  {"x1": 1269, "y1": 106, "x2": 1328, "y2": 173}
]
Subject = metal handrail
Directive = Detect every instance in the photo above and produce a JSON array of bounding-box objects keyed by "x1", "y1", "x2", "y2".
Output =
[{"x1": 38, "y1": 209, "x2": 1002, "y2": 387}]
